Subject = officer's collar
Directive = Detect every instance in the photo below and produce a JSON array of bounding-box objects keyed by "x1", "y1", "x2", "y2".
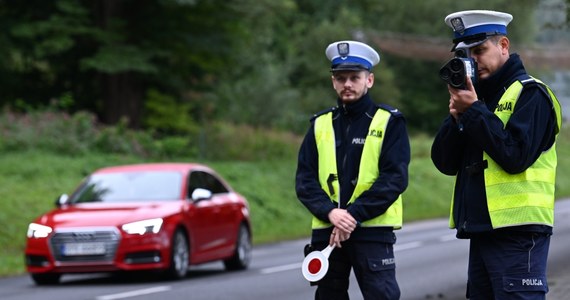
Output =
[{"x1": 338, "y1": 93, "x2": 374, "y2": 117}]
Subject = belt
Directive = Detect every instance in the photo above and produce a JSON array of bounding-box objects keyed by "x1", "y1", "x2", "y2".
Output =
[{"x1": 466, "y1": 160, "x2": 488, "y2": 175}]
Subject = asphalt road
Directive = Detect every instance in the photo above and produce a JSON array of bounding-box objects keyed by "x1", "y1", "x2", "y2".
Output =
[{"x1": 1, "y1": 199, "x2": 569, "y2": 300}]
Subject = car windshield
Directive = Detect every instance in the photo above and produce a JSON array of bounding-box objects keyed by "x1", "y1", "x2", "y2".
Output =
[{"x1": 70, "y1": 171, "x2": 183, "y2": 203}]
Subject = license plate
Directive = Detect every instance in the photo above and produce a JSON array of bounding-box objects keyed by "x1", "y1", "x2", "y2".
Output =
[{"x1": 61, "y1": 243, "x2": 106, "y2": 256}]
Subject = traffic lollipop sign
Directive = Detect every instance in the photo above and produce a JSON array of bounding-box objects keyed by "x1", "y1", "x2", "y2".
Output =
[{"x1": 301, "y1": 244, "x2": 335, "y2": 282}]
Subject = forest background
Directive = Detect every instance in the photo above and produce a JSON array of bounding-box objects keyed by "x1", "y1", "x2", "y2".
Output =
[{"x1": 1, "y1": 0, "x2": 569, "y2": 276}]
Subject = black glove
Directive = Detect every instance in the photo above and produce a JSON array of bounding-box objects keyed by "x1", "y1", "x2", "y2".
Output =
[{"x1": 304, "y1": 243, "x2": 314, "y2": 257}]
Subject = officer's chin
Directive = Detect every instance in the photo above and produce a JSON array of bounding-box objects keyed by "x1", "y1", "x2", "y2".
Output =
[{"x1": 340, "y1": 94, "x2": 358, "y2": 103}]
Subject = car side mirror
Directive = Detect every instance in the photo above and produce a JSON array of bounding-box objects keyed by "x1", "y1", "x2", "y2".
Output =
[
  {"x1": 191, "y1": 188, "x2": 212, "y2": 202},
  {"x1": 55, "y1": 194, "x2": 69, "y2": 207}
]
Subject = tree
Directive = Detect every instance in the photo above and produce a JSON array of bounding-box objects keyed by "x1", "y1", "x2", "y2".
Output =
[
  {"x1": 0, "y1": 0, "x2": 241, "y2": 129},
  {"x1": 0, "y1": 0, "x2": 555, "y2": 135}
]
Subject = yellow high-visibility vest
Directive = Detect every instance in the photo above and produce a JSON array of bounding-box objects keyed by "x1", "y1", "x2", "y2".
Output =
[
  {"x1": 449, "y1": 77, "x2": 561, "y2": 229},
  {"x1": 313, "y1": 108, "x2": 403, "y2": 229}
]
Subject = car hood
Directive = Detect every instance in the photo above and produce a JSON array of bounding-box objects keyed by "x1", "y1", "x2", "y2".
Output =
[{"x1": 33, "y1": 201, "x2": 184, "y2": 229}]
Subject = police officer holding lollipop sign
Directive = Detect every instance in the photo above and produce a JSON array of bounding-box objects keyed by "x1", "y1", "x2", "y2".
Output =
[{"x1": 296, "y1": 40, "x2": 410, "y2": 300}]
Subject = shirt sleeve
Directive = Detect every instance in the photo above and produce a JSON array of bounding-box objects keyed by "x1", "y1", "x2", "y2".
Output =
[{"x1": 431, "y1": 115, "x2": 467, "y2": 176}]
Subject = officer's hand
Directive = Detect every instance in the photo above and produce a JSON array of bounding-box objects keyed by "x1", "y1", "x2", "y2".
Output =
[
  {"x1": 329, "y1": 227, "x2": 350, "y2": 248},
  {"x1": 448, "y1": 76, "x2": 478, "y2": 115},
  {"x1": 328, "y1": 208, "x2": 357, "y2": 234},
  {"x1": 449, "y1": 97, "x2": 460, "y2": 121}
]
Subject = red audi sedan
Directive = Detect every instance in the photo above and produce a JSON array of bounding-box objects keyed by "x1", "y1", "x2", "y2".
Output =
[{"x1": 24, "y1": 163, "x2": 252, "y2": 285}]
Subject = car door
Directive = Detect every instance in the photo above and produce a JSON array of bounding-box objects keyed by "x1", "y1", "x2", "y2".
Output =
[
  {"x1": 186, "y1": 170, "x2": 225, "y2": 261},
  {"x1": 200, "y1": 171, "x2": 236, "y2": 251}
]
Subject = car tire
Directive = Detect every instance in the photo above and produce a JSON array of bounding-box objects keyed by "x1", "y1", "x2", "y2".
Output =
[
  {"x1": 223, "y1": 224, "x2": 251, "y2": 271},
  {"x1": 165, "y1": 229, "x2": 189, "y2": 280},
  {"x1": 31, "y1": 273, "x2": 61, "y2": 285}
]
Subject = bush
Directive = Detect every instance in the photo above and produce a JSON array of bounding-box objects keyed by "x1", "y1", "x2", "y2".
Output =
[
  {"x1": 200, "y1": 122, "x2": 301, "y2": 160},
  {"x1": 0, "y1": 109, "x2": 302, "y2": 161},
  {"x1": 0, "y1": 110, "x2": 97, "y2": 155}
]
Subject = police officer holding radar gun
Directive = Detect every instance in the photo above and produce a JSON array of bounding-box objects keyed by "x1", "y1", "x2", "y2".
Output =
[
  {"x1": 296, "y1": 40, "x2": 410, "y2": 300},
  {"x1": 432, "y1": 10, "x2": 562, "y2": 300}
]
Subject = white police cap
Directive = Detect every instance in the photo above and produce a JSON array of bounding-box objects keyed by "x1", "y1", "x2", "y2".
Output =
[
  {"x1": 444, "y1": 10, "x2": 513, "y2": 49},
  {"x1": 325, "y1": 40, "x2": 380, "y2": 72}
]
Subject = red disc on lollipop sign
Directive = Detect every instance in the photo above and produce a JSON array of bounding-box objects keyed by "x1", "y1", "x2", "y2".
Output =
[
  {"x1": 302, "y1": 244, "x2": 335, "y2": 282},
  {"x1": 308, "y1": 257, "x2": 322, "y2": 274}
]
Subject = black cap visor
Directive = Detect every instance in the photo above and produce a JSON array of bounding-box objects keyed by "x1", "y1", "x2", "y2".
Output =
[
  {"x1": 330, "y1": 63, "x2": 369, "y2": 72},
  {"x1": 451, "y1": 32, "x2": 503, "y2": 51}
]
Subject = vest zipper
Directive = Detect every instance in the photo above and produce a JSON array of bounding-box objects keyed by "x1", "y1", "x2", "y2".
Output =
[{"x1": 339, "y1": 122, "x2": 351, "y2": 209}]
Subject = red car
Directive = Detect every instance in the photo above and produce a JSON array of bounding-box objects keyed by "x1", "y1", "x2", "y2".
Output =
[{"x1": 24, "y1": 163, "x2": 252, "y2": 285}]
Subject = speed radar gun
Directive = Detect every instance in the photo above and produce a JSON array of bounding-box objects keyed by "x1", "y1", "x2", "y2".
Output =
[
  {"x1": 439, "y1": 48, "x2": 477, "y2": 90},
  {"x1": 301, "y1": 244, "x2": 335, "y2": 282}
]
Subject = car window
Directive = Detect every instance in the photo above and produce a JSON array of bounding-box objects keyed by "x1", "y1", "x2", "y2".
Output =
[
  {"x1": 202, "y1": 172, "x2": 228, "y2": 194},
  {"x1": 187, "y1": 171, "x2": 205, "y2": 199},
  {"x1": 188, "y1": 171, "x2": 228, "y2": 198},
  {"x1": 70, "y1": 171, "x2": 182, "y2": 203}
]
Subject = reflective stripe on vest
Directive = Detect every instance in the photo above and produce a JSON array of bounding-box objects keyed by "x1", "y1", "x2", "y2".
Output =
[
  {"x1": 449, "y1": 78, "x2": 561, "y2": 229},
  {"x1": 313, "y1": 109, "x2": 403, "y2": 230}
]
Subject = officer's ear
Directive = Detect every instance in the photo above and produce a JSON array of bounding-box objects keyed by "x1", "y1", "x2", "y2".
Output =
[
  {"x1": 366, "y1": 71, "x2": 375, "y2": 88},
  {"x1": 498, "y1": 36, "x2": 510, "y2": 55}
]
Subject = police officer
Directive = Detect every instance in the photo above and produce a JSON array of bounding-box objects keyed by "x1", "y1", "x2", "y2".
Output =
[
  {"x1": 431, "y1": 10, "x2": 562, "y2": 299},
  {"x1": 296, "y1": 40, "x2": 410, "y2": 300}
]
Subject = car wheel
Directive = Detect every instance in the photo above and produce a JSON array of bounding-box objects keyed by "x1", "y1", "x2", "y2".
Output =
[
  {"x1": 165, "y1": 229, "x2": 189, "y2": 279},
  {"x1": 31, "y1": 273, "x2": 61, "y2": 285},
  {"x1": 224, "y1": 224, "x2": 251, "y2": 271}
]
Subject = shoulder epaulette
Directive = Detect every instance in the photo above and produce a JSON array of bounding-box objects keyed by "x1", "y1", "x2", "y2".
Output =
[
  {"x1": 517, "y1": 74, "x2": 561, "y2": 134},
  {"x1": 310, "y1": 106, "x2": 338, "y2": 122},
  {"x1": 518, "y1": 75, "x2": 550, "y2": 98},
  {"x1": 517, "y1": 74, "x2": 545, "y2": 89},
  {"x1": 376, "y1": 103, "x2": 403, "y2": 117}
]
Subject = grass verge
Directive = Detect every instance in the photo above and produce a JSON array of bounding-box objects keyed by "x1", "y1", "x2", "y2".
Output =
[{"x1": 2, "y1": 129, "x2": 569, "y2": 278}]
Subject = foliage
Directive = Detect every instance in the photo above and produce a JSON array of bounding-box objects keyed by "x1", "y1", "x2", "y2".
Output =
[
  {"x1": 0, "y1": 109, "x2": 300, "y2": 161},
  {"x1": 0, "y1": 0, "x2": 242, "y2": 127},
  {"x1": 143, "y1": 88, "x2": 200, "y2": 135},
  {"x1": 200, "y1": 121, "x2": 302, "y2": 160},
  {"x1": 0, "y1": 0, "x2": 555, "y2": 135},
  {"x1": 0, "y1": 108, "x2": 146, "y2": 156}
]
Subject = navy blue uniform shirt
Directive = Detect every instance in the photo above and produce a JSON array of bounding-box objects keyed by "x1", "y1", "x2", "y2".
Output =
[
  {"x1": 296, "y1": 93, "x2": 410, "y2": 243},
  {"x1": 431, "y1": 54, "x2": 557, "y2": 238}
]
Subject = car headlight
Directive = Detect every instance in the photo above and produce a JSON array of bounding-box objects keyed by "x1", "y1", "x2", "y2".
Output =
[
  {"x1": 27, "y1": 223, "x2": 53, "y2": 238},
  {"x1": 122, "y1": 218, "x2": 164, "y2": 235}
]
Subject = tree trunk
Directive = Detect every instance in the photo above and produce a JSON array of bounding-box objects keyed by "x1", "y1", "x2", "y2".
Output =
[
  {"x1": 101, "y1": 72, "x2": 143, "y2": 128},
  {"x1": 93, "y1": 0, "x2": 144, "y2": 128}
]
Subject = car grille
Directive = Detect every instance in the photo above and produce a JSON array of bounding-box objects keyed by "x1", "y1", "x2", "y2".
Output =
[{"x1": 49, "y1": 228, "x2": 120, "y2": 263}]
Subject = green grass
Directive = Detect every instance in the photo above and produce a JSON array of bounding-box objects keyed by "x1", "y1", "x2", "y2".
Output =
[
  {"x1": 405, "y1": 134, "x2": 455, "y2": 221},
  {"x1": 2, "y1": 129, "x2": 569, "y2": 278}
]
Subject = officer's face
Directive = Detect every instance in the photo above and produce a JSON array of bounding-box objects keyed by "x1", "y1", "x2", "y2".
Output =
[
  {"x1": 331, "y1": 70, "x2": 374, "y2": 104},
  {"x1": 469, "y1": 36, "x2": 510, "y2": 80}
]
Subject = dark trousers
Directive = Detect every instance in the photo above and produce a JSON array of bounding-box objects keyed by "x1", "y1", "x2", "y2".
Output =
[
  {"x1": 312, "y1": 240, "x2": 400, "y2": 300},
  {"x1": 467, "y1": 231, "x2": 550, "y2": 300}
]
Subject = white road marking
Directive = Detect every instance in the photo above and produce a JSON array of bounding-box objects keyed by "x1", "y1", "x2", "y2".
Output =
[
  {"x1": 261, "y1": 262, "x2": 301, "y2": 274},
  {"x1": 259, "y1": 235, "x2": 457, "y2": 275},
  {"x1": 394, "y1": 241, "x2": 423, "y2": 251},
  {"x1": 439, "y1": 234, "x2": 458, "y2": 242},
  {"x1": 96, "y1": 286, "x2": 171, "y2": 300}
]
